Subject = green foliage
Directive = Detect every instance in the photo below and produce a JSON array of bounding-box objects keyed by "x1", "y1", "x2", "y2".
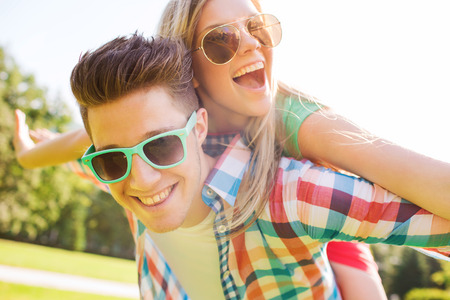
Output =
[
  {"x1": 0, "y1": 46, "x2": 133, "y2": 258},
  {"x1": 0, "y1": 46, "x2": 73, "y2": 243},
  {"x1": 390, "y1": 247, "x2": 433, "y2": 298},
  {"x1": 85, "y1": 192, "x2": 135, "y2": 258},
  {"x1": 405, "y1": 288, "x2": 450, "y2": 300},
  {"x1": 372, "y1": 244, "x2": 448, "y2": 299},
  {"x1": 404, "y1": 260, "x2": 450, "y2": 300},
  {"x1": 432, "y1": 261, "x2": 450, "y2": 289}
]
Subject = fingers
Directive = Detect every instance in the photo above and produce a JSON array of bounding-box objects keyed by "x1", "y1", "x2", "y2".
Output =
[
  {"x1": 15, "y1": 109, "x2": 59, "y2": 144},
  {"x1": 14, "y1": 109, "x2": 29, "y2": 146},
  {"x1": 13, "y1": 109, "x2": 35, "y2": 155},
  {"x1": 30, "y1": 128, "x2": 59, "y2": 143},
  {"x1": 15, "y1": 109, "x2": 28, "y2": 133}
]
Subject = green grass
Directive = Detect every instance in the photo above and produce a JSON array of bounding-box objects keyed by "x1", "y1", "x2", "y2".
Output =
[
  {"x1": 0, "y1": 281, "x2": 136, "y2": 300},
  {"x1": 0, "y1": 239, "x2": 137, "y2": 283}
]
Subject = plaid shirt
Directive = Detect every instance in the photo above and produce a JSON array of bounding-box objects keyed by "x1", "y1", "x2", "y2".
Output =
[{"x1": 70, "y1": 134, "x2": 450, "y2": 300}]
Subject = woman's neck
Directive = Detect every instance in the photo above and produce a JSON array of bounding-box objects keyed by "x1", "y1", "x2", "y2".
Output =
[{"x1": 205, "y1": 106, "x2": 250, "y2": 134}]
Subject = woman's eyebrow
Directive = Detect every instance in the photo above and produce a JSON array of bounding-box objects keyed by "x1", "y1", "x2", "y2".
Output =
[{"x1": 198, "y1": 14, "x2": 258, "y2": 35}]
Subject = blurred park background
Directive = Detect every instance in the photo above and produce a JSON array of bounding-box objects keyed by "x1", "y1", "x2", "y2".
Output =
[{"x1": 1, "y1": 0, "x2": 449, "y2": 299}]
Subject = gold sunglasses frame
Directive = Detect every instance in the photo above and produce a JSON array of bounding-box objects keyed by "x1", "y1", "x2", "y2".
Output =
[{"x1": 193, "y1": 13, "x2": 282, "y2": 65}]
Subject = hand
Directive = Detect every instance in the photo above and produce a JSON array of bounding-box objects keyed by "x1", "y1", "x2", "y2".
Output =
[
  {"x1": 13, "y1": 109, "x2": 36, "y2": 158},
  {"x1": 13, "y1": 109, "x2": 61, "y2": 165},
  {"x1": 13, "y1": 110, "x2": 87, "y2": 169}
]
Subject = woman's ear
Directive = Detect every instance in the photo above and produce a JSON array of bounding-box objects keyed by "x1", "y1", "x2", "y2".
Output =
[{"x1": 194, "y1": 108, "x2": 208, "y2": 145}]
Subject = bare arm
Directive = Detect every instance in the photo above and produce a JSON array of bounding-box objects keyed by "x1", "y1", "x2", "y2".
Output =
[
  {"x1": 330, "y1": 262, "x2": 387, "y2": 300},
  {"x1": 298, "y1": 109, "x2": 450, "y2": 220},
  {"x1": 14, "y1": 109, "x2": 91, "y2": 169}
]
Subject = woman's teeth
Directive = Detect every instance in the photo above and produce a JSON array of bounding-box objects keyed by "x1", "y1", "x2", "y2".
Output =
[
  {"x1": 232, "y1": 62, "x2": 265, "y2": 89},
  {"x1": 139, "y1": 186, "x2": 173, "y2": 206},
  {"x1": 233, "y1": 62, "x2": 264, "y2": 79}
]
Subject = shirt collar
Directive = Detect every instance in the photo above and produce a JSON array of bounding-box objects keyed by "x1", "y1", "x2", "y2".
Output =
[{"x1": 204, "y1": 134, "x2": 251, "y2": 207}]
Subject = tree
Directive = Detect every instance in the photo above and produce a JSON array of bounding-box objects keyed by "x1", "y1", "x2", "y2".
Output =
[
  {"x1": 0, "y1": 46, "x2": 74, "y2": 244},
  {"x1": 0, "y1": 46, "x2": 134, "y2": 258},
  {"x1": 390, "y1": 247, "x2": 432, "y2": 298},
  {"x1": 372, "y1": 244, "x2": 446, "y2": 299},
  {"x1": 405, "y1": 261, "x2": 450, "y2": 300}
]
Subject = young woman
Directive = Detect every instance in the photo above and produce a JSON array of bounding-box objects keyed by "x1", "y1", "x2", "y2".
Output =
[
  {"x1": 156, "y1": 0, "x2": 450, "y2": 298},
  {"x1": 14, "y1": 0, "x2": 450, "y2": 299}
]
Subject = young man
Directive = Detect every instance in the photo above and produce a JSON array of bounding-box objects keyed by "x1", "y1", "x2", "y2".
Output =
[{"x1": 70, "y1": 34, "x2": 449, "y2": 299}]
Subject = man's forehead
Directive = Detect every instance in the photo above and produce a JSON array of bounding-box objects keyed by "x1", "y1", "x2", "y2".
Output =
[{"x1": 87, "y1": 88, "x2": 187, "y2": 148}]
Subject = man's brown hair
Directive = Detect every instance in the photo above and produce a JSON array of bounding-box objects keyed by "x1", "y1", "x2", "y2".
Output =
[{"x1": 70, "y1": 33, "x2": 198, "y2": 137}]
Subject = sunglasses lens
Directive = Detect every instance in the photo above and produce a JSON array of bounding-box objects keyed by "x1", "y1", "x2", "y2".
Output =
[
  {"x1": 201, "y1": 14, "x2": 281, "y2": 64},
  {"x1": 143, "y1": 135, "x2": 184, "y2": 167},
  {"x1": 202, "y1": 25, "x2": 240, "y2": 64},
  {"x1": 92, "y1": 152, "x2": 128, "y2": 182},
  {"x1": 248, "y1": 14, "x2": 282, "y2": 48}
]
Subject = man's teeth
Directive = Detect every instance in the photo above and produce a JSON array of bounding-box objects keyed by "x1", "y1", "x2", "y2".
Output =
[
  {"x1": 233, "y1": 62, "x2": 264, "y2": 78},
  {"x1": 139, "y1": 186, "x2": 172, "y2": 206}
]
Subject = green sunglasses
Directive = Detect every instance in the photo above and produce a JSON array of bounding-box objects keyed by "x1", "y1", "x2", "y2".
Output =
[{"x1": 82, "y1": 111, "x2": 197, "y2": 184}]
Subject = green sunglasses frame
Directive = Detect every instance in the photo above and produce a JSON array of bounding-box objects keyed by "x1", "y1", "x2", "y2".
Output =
[
  {"x1": 193, "y1": 13, "x2": 282, "y2": 65},
  {"x1": 82, "y1": 111, "x2": 197, "y2": 184}
]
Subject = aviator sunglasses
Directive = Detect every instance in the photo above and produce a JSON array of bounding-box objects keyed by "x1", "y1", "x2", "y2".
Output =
[
  {"x1": 193, "y1": 13, "x2": 282, "y2": 65},
  {"x1": 82, "y1": 111, "x2": 197, "y2": 184}
]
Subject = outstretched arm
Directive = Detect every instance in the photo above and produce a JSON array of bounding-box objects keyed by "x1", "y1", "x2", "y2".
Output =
[
  {"x1": 298, "y1": 109, "x2": 450, "y2": 220},
  {"x1": 14, "y1": 109, "x2": 91, "y2": 169},
  {"x1": 281, "y1": 157, "x2": 450, "y2": 249}
]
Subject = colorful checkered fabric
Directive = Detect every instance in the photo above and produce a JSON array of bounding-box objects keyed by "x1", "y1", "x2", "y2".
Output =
[
  {"x1": 127, "y1": 135, "x2": 449, "y2": 299},
  {"x1": 70, "y1": 134, "x2": 449, "y2": 299}
]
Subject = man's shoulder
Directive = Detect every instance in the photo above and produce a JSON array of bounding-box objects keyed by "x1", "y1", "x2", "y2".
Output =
[{"x1": 278, "y1": 156, "x2": 314, "y2": 173}]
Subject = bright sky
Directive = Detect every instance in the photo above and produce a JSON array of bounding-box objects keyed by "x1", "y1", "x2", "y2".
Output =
[{"x1": 1, "y1": 0, "x2": 449, "y2": 162}]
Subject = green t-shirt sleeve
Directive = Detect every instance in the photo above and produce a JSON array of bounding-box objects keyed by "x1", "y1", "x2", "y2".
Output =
[{"x1": 277, "y1": 93, "x2": 322, "y2": 159}]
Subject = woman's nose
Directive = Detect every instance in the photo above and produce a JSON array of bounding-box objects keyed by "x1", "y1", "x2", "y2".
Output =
[{"x1": 237, "y1": 26, "x2": 261, "y2": 55}]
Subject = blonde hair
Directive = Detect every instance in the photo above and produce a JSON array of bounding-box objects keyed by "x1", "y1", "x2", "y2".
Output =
[{"x1": 158, "y1": 0, "x2": 283, "y2": 237}]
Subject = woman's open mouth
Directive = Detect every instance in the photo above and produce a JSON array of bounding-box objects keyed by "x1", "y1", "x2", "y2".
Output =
[{"x1": 233, "y1": 62, "x2": 265, "y2": 89}]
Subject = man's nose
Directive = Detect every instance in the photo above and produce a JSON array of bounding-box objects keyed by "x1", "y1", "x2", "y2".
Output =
[{"x1": 127, "y1": 154, "x2": 162, "y2": 190}]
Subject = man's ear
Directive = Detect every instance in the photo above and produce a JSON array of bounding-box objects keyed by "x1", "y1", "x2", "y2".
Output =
[{"x1": 194, "y1": 108, "x2": 208, "y2": 145}]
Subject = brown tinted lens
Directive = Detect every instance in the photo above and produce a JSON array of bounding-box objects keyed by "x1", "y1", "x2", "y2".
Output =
[
  {"x1": 202, "y1": 25, "x2": 240, "y2": 64},
  {"x1": 92, "y1": 152, "x2": 127, "y2": 181},
  {"x1": 143, "y1": 135, "x2": 184, "y2": 166},
  {"x1": 248, "y1": 14, "x2": 282, "y2": 47}
]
